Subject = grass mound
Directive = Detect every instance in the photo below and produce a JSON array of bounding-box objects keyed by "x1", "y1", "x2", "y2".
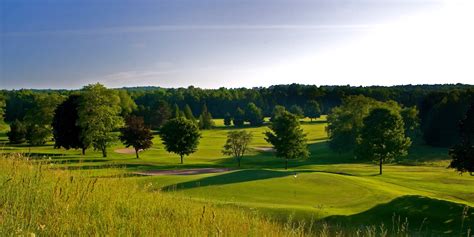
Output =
[{"x1": 326, "y1": 195, "x2": 474, "y2": 235}]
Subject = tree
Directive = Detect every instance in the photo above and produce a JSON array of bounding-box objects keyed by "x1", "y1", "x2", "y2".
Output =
[
  {"x1": 222, "y1": 130, "x2": 253, "y2": 167},
  {"x1": 23, "y1": 93, "x2": 65, "y2": 145},
  {"x1": 400, "y1": 106, "x2": 420, "y2": 140},
  {"x1": 304, "y1": 100, "x2": 321, "y2": 121},
  {"x1": 449, "y1": 101, "x2": 474, "y2": 175},
  {"x1": 159, "y1": 117, "x2": 201, "y2": 164},
  {"x1": 245, "y1": 103, "x2": 264, "y2": 126},
  {"x1": 233, "y1": 107, "x2": 245, "y2": 127},
  {"x1": 265, "y1": 111, "x2": 309, "y2": 169},
  {"x1": 327, "y1": 95, "x2": 402, "y2": 152},
  {"x1": 117, "y1": 90, "x2": 137, "y2": 117},
  {"x1": 224, "y1": 112, "x2": 232, "y2": 126},
  {"x1": 289, "y1": 105, "x2": 304, "y2": 119},
  {"x1": 183, "y1": 104, "x2": 196, "y2": 121},
  {"x1": 26, "y1": 124, "x2": 50, "y2": 146},
  {"x1": 7, "y1": 119, "x2": 27, "y2": 144},
  {"x1": 52, "y1": 94, "x2": 89, "y2": 154},
  {"x1": 77, "y1": 83, "x2": 124, "y2": 158},
  {"x1": 355, "y1": 108, "x2": 411, "y2": 175},
  {"x1": 198, "y1": 104, "x2": 214, "y2": 129},
  {"x1": 172, "y1": 104, "x2": 182, "y2": 119},
  {"x1": 0, "y1": 94, "x2": 5, "y2": 124},
  {"x1": 270, "y1": 105, "x2": 287, "y2": 122},
  {"x1": 119, "y1": 116, "x2": 154, "y2": 159}
]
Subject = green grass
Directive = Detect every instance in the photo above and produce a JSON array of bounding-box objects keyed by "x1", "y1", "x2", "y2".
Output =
[{"x1": 1, "y1": 116, "x2": 473, "y2": 235}]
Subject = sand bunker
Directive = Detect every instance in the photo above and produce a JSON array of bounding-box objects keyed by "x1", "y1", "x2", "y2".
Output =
[
  {"x1": 253, "y1": 146, "x2": 275, "y2": 152},
  {"x1": 135, "y1": 168, "x2": 232, "y2": 176},
  {"x1": 114, "y1": 148, "x2": 141, "y2": 154}
]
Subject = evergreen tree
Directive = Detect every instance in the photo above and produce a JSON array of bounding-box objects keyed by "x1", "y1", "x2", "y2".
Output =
[
  {"x1": 198, "y1": 104, "x2": 214, "y2": 129},
  {"x1": 183, "y1": 104, "x2": 196, "y2": 121},
  {"x1": 172, "y1": 104, "x2": 181, "y2": 118}
]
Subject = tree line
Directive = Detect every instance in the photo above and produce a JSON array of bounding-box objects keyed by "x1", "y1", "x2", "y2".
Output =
[{"x1": 1, "y1": 83, "x2": 473, "y2": 174}]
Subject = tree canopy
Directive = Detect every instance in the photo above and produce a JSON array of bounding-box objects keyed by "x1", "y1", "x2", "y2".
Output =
[
  {"x1": 245, "y1": 102, "x2": 264, "y2": 126},
  {"x1": 449, "y1": 101, "x2": 474, "y2": 175},
  {"x1": 52, "y1": 94, "x2": 88, "y2": 153},
  {"x1": 7, "y1": 120, "x2": 27, "y2": 144},
  {"x1": 355, "y1": 108, "x2": 411, "y2": 175},
  {"x1": 222, "y1": 130, "x2": 253, "y2": 167},
  {"x1": 159, "y1": 117, "x2": 201, "y2": 164},
  {"x1": 77, "y1": 83, "x2": 124, "y2": 158},
  {"x1": 198, "y1": 104, "x2": 214, "y2": 129},
  {"x1": 265, "y1": 111, "x2": 309, "y2": 169},
  {"x1": 119, "y1": 116, "x2": 154, "y2": 159},
  {"x1": 304, "y1": 100, "x2": 321, "y2": 121}
]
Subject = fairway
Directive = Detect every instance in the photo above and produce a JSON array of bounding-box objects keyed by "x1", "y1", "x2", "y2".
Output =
[{"x1": 1, "y1": 117, "x2": 473, "y2": 235}]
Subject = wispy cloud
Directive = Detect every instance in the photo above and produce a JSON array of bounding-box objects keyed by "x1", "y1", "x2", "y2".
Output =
[{"x1": 3, "y1": 24, "x2": 383, "y2": 37}]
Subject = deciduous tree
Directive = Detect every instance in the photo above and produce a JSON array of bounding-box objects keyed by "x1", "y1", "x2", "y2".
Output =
[
  {"x1": 224, "y1": 112, "x2": 232, "y2": 126},
  {"x1": 304, "y1": 100, "x2": 321, "y2": 121},
  {"x1": 233, "y1": 107, "x2": 245, "y2": 127},
  {"x1": 289, "y1": 105, "x2": 304, "y2": 119},
  {"x1": 52, "y1": 94, "x2": 88, "y2": 154},
  {"x1": 265, "y1": 111, "x2": 309, "y2": 169},
  {"x1": 245, "y1": 103, "x2": 264, "y2": 126},
  {"x1": 119, "y1": 116, "x2": 154, "y2": 159},
  {"x1": 355, "y1": 108, "x2": 411, "y2": 175},
  {"x1": 7, "y1": 119, "x2": 27, "y2": 144},
  {"x1": 160, "y1": 117, "x2": 201, "y2": 164},
  {"x1": 449, "y1": 101, "x2": 474, "y2": 175},
  {"x1": 222, "y1": 130, "x2": 253, "y2": 167},
  {"x1": 77, "y1": 83, "x2": 124, "y2": 158}
]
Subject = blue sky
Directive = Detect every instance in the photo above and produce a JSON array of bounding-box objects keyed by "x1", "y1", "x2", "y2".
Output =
[{"x1": 1, "y1": 0, "x2": 473, "y2": 89}]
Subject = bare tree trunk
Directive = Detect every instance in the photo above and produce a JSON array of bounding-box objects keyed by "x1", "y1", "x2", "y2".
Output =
[
  {"x1": 102, "y1": 147, "x2": 107, "y2": 158},
  {"x1": 82, "y1": 147, "x2": 86, "y2": 155},
  {"x1": 135, "y1": 148, "x2": 139, "y2": 159},
  {"x1": 180, "y1": 155, "x2": 183, "y2": 164},
  {"x1": 379, "y1": 158, "x2": 383, "y2": 175}
]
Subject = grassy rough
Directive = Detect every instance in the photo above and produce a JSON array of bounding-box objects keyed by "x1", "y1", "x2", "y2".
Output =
[{"x1": 0, "y1": 155, "x2": 308, "y2": 236}]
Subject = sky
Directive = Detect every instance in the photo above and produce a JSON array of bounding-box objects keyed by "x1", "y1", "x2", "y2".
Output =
[{"x1": 1, "y1": 0, "x2": 473, "y2": 89}]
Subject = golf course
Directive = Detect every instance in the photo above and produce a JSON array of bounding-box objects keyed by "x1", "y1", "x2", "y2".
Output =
[{"x1": 2, "y1": 116, "x2": 473, "y2": 236}]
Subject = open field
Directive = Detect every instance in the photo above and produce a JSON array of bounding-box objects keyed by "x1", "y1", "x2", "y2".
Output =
[{"x1": 1, "y1": 117, "x2": 473, "y2": 235}]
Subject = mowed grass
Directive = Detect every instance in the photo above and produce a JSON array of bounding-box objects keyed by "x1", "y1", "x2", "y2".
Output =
[{"x1": 1, "y1": 116, "x2": 474, "y2": 235}]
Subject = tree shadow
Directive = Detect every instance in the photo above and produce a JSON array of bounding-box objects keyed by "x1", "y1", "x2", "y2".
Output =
[
  {"x1": 162, "y1": 169, "x2": 315, "y2": 191},
  {"x1": 324, "y1": 195, "x2": 474, "y2": 235}
]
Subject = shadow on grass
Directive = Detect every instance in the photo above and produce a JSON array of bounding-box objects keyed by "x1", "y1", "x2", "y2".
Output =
[
  {"x1": 324, "y1": 195, "x2": 474, "y2": 235},
  {"x1": 162, "y1": 169, "x2": 314, "y2": 191}
]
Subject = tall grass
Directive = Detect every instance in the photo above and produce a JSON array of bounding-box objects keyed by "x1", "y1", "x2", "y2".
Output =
[
  {"x1": 0, "y1": 154, "x2": 308, "y2": 236},
  {"x1": 1, "y1": 154, "x2": 464, "y2": 236}
]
